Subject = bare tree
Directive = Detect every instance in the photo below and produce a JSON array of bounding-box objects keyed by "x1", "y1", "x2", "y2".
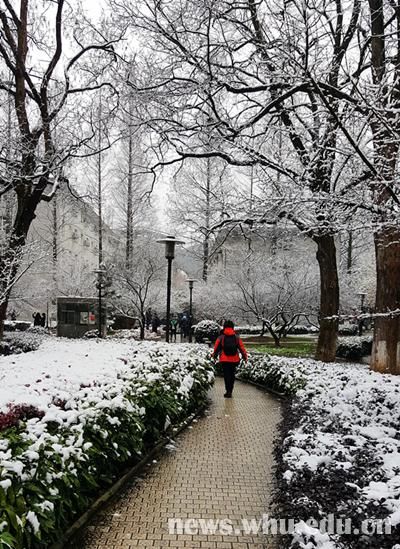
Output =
[
  {"x1": 361, "y1": 1, "x2": 400, "y2": 374},
  {"x1": 168, "y1": 158, "x2": 235, "y2": 281},
  {"x1": 231, "y1": 249, "x2": 319, "y2": 346},
  {"x1": 0, "y1": 0, "x2": 121, "y2": 336},
  {"x1": 109, "y1": 0, "x2": 364, "y2": 362},
  {"x1": 113, "y1": 254, "x2": 163, "y2": 339}
]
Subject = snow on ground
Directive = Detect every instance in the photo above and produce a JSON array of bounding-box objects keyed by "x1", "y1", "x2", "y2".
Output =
[
  {"x1": 278, "y1": 357, "x2": 400, "y2": 548},
  {"x1": 0, "y1": 337, "x2": 138, "y2": 412}
]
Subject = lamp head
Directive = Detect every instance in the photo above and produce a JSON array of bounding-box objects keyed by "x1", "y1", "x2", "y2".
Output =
[
  {"x1": 186, "y1": 278, "x2": 197, "y2": 290},
  {"x1": 156, "y1": 235, "x2": 185, "y2": 259}
]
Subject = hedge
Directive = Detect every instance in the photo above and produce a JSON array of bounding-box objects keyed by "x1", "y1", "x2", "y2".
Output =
[{"x1": 0, "y1": 345, "x2": 214, "y2": 548}]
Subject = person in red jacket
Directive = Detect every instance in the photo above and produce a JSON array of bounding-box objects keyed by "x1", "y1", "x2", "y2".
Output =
[{"x1": 212, "y1": 320, "x2": 248, "y2": 398}]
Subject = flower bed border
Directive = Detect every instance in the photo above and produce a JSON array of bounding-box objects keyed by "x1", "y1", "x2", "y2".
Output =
[{"x1": 50, "y1": 404, "x2": 208, "y2": 549}]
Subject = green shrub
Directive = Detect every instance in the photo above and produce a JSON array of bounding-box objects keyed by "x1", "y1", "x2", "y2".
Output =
[
  {"x1": 0, "y1": 346, "x2": 214, "y2": 548},
  {"x1": 336, "y1": 335, "x2": 373, "y2": 360}
]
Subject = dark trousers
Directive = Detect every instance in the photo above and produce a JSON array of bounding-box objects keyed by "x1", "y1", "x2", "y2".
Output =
[{"x1": 220, "y1": 361, "x2": 239, "y2": 394}]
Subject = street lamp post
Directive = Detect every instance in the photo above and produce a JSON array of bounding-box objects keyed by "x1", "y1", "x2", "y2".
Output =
[
  {"x1": 157, "y1": 236, "x2": 185, "y2": 342},
  {"x1": 357, "y1": 291, "x2": 367, "y2": 336},
  {"x1": 94, "y1": 263, "x2": 107, "y2": 338},
  {"x1": 186, "y1": 278, "x2": 197, "y2": 343}
]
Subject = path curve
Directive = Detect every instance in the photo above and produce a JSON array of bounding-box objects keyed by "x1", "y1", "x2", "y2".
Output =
[{"x1": 80, "y1": 377, "x2": 281, "y2": 548}]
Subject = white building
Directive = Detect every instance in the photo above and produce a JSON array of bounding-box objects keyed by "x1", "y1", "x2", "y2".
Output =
[{"x1": 3, "y1": 187, "x2": 123, "y2": 324}]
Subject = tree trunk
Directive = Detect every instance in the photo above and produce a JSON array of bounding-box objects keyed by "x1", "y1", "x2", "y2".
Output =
[
  {"x1": 370, "y1": 226, "x2": 400, "y2": 374},
  {"x1": 52, "y1": 194, "x2": 58, "y2": 285},
  {"x1": 266, "y1": 326, "x2": 280, "y2": 347},
  {"x1": 126, "y1": 128, "x2": 133, "y2": 269},
  {"x1": 0, "y1": 193, "x2": 36, "y2": 337},
  {"x1": 126, "y1": 98, "x2": 134, "y2": 269},
  {"x1": 314, "y1": 234, "x2": 339, "y2": 362},
  {"x1": 140, "y1": 314, "x2": 145, "y2": 340},
  {"x1": 273, "y1": 336, "x2": 281, "y2": 348},
  {"x1": 97, "y1": 99, "x2": 103, "y2": 266},
  {"x1": 347, "y1": 230, "x2": 353, "y2": 273},
  {"x1": 0, "y1": 301, "x2": 7, "y2": 339},
  {"x1": 202, "y1": 157, "x2": 211, "y2": 282}
]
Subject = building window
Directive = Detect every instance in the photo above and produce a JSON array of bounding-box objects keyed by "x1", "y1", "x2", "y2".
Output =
[{"x1": 80, "y1": 311, "x2": 89, "y2": 325}]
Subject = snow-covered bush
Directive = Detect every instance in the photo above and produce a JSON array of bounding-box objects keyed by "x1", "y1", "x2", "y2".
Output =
[
  {"x1": 82, "y1": 329, "x2": 99, "y2": 339},
  {"x1": 336, "y1": 335, "x2": 373, "y2": 361},
  {"x1": 110, "y1": 328, "x2": 160, "y2": 341},
  {"x1": 338, "y1": 322, "x2": 358, "y2": 336},
  {"x1": 235, "y1": 325, "x2": 263, "y2": 335},
  {"x1": 193, "y1": 320, "x2": 220, "y2": 343},
  {"x1": 237, "y1": 354, "x2": 400, "y2": 547},
  {"x1": 4, "y1": 321, "x2": 31, "y2": 332},
  {"x1": 288, "y1": 325, "x2": 319, "y2": 335},
  {"x1": 25, "y1": 326, "x2": 47, "y2": 335},
  {"x1": 0, "y1": 332, "x2": 45, "y2": 356},
  {"x1": 0, "y1": 340, "x2": 214, "y2": 548},
  {"x1": 237, "y1": 354, "x2": 307, "y2": 395}
]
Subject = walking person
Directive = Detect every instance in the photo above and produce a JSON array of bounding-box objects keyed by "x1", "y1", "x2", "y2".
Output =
[
  {"x1": 212, "y1": 320, "x2": 248, "y2": 398},
  {"x1": 151, "y1": 313, "x2": 160, "y2": 334},
  {"x1": 40, "y1": 313, "x2": 46, "y2": 328},
  {"x1": 180, "y1": 313, "x2": 189, "y2": 339},
  {"x1": 170, "y1": 316, "x2": 178, "y2": 342}
]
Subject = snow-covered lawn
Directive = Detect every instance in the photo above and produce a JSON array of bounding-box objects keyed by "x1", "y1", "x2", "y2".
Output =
[
  {"x1": 0, "y1": 337, "x2": 213, "y2": 549},
  {"x1": 239, "y1": 355, "x2": 400, "y2": 549}
]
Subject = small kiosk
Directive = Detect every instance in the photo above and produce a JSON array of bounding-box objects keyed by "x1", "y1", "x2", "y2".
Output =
[{"x1": 56, "y1": 297, "x2": 106, "y2": 338}]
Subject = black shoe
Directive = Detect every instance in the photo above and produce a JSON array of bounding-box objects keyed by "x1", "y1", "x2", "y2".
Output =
[{"x1": 224, "y1": 392, "x2": 232, "y2": 398}]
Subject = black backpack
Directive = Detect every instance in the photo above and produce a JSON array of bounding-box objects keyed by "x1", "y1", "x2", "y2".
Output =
[{"x1": 222, "y1": 334, "x2": 238, "y2": 356}]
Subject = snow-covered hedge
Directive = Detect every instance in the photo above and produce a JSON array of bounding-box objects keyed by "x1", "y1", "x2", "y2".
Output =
[
  {"x1": 288, "y1": 325, "x2": 319, "y2": 335},
  {"x1": 235, "y1": 325, "x2": 262, "y2": 335},
  {"x1": 193, "y1": 320, "x2": 220, "y2": 343},
  {"x1": 338, "y1": 322, "x2": 358, "y2": 336},
  {"x1": 336, "y1": 335, "x2": 373, "y2": 361},
  {"x1": 3, "y1": 321, "x2": 31, "y2": 333},
  {"x1": 237, "y1": 354, "x2": 307, "y2": 395},
  {"x1": 0, "y1": 331, "x2": 45, "y2": 356},
  {"x1": 0, "y1": 340, "x2": 213, "y2": 548},
  {"x1": 237, "y1": 355, "x2": 400, "y2": 548}
]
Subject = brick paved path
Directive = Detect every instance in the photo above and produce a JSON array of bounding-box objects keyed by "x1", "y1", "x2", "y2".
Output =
[{"x1": 80, "y1": 377, "x2": 281, "y2": 548}]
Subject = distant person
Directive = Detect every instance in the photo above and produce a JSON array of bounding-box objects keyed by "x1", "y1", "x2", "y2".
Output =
[
  {"x1": 180, "y1": 313, "x2": 189, "y2": 338},
  {"x1": 32, "y1": 312, "x2": 41, "y2": 326},
  {"x1": 41, "y1": 313, "x2": 46, "y2": 328},
  {"x1": 151, "y1": 313, "x2": 160, "y2": 334},
  {"x1": 170, "y1": 316, "x2": 178, "y2": 342},
  {"x1": 212, "y1": 320, "x2": 248, "y2": 398}
]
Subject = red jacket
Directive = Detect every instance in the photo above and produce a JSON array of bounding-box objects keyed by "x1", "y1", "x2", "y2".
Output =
[{"x1": 213, "y1": 327, "x2": 248, "y2": 363}]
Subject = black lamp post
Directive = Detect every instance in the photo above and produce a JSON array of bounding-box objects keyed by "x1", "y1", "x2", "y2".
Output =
[
  {"x1": 157, "y1": 236, "x2": 185, "y2": 342},
  {"x1": 93, "y1": 263, "x2": 107, "y2": 338},
  {"x1": 357, "y1": 291, "x2": 367, "y2": 336},
  {"x1": 186, "y1": 278, "x2": 197, "y2": 343}
]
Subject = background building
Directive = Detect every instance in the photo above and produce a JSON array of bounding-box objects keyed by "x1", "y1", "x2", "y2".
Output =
[{"x1": 3, "y1": 187, "x2": 123, "y2": 325}]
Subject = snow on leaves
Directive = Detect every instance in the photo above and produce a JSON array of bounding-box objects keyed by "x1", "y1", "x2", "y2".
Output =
[
  {"x1": 240, "y1": 354, "x2": 400, "y2": 548},
  {"x1": 0, "y1": 338, "x2": 214, "y2": 548}
]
